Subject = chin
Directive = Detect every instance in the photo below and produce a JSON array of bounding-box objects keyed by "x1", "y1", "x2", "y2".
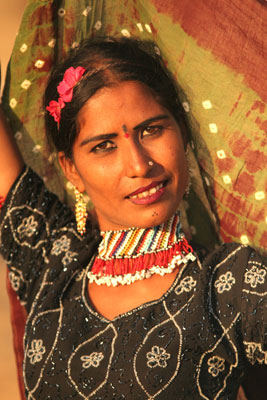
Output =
[
  {"x1": 133, "y1": 206, "x2": 179, "y2": 229},
  {"x1": 98, "y1": 199, "x2": 180, "y2": 231}
]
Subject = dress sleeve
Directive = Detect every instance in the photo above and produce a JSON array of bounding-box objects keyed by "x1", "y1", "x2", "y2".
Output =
[
  {"x1": 0, "y1": 166, "x2": 98, "y2": 308},
  {"x1": 206, "y1": 244, "x2": 267, "y2": 368},
  {"x1": 241, "y1": 248, "x2": 267, "y2": 366}
]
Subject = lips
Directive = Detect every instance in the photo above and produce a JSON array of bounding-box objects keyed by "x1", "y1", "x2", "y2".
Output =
[
  {"x1": 126, "y1": 180, "x2": 167, "y2": 198},
  {"x1": 126, "y1": 180, "x2": 168, "y2": 205}
]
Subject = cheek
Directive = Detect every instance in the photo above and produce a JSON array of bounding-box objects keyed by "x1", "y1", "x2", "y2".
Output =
[
  {"x1": 166, "y1": 141, "x2": 186, "y2": 168},
  {"x1": 170, "y1": 148, "x2": 188, "y2": 183},
  {"x1": 81, "y1": 164, "x2": 118, "y2": 201}
]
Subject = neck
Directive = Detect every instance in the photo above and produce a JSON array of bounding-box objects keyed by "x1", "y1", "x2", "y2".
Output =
[
  {"x1": 88, "y1": 212, "x2": 195, "y2": 286},
  {"x1": 99, "y1": 213, "x2": 182, "y2": 259}
]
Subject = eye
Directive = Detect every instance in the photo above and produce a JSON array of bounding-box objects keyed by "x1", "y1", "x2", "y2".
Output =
[
  {"x1": 91, "y1": 140, "x2": 116, "y2": 153},
  {"x1": 141, "y1": 125, "x2": 164, "y2": 138}
]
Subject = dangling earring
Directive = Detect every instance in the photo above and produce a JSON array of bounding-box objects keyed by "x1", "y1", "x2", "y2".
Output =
[
  {"x1": 184, "y1": 178, "x2": 191, "y2": 197},
  {"x1": 184, "y1": 146, "x2": 192, "y2": 197},
  {"x1": 74, "y1": 187, "x2": 87, "y2": 235}
]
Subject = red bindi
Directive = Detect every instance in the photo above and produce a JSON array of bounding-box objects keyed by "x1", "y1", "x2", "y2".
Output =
[{"x1": 122, "y1": 124, "x2": 130, "y2": 138}]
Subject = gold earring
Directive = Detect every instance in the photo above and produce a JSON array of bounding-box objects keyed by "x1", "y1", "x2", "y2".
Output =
[
  {"x1": 184, "y1": 146, "x2": 192, "y2": 197},
  {"x1": 184, "y1": 178, "x2": 192, "y2": 197},
  {"x1": 74, "y1": 187, "x2": 87, "y2": 235}
]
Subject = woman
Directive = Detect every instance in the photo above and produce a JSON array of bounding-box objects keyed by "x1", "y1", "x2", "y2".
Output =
[{"x1": 0, "y1": 37, "x2": 266, "y2": 399}]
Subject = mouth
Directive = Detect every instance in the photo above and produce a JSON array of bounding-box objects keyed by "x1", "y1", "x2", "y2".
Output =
[{"x1": 126, "y1": 180, "x2": 168, "y2": 205}]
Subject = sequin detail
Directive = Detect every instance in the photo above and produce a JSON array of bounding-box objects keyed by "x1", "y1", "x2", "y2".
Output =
[
  {"x1": 146, "y1": 346, "x2": 171, "y2": 368},
  {"x1": 244, "y1": 266, "x2": 266, "y2": 288},
  {"x1": 214, "y1": 271, "x2": 236, "y2": 293},
  {"x1": 175, "y1": 276, "x2": 197, "y2": 295},
  {"x1": 17, "y1": 216, "x2": 38, "y2": 238},
  {"x1": 207, "y1": 356, "x2": 225, "y2": 377},
  {"x1": 81, "y1": 352, "x2": 104, "y2": 368},
  {"x1": 26, "y1": 339, "x2": 46, "y2": 365}
]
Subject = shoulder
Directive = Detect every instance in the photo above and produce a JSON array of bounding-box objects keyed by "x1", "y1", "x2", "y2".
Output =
[
  {"x1": 202, "y1": 243, "x2": 265, "y2": 274},
  {"x1": 202, "y1": 243, "x2": 266, "y2": 287},
  {"x1": 201, "y1": 243, "x2": 266, "y2": 311}
]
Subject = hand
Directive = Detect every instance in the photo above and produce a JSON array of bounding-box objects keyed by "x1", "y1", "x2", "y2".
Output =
[{"x1": 0, "y1": 106, "x2": 23, "y2": 197}]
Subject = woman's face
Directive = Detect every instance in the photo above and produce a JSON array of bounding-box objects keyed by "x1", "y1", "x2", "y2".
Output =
[{"x1": 60, "y1": 81, "x2": 188, "y2": 231}]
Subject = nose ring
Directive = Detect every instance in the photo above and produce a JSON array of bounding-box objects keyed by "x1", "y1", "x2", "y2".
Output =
[{"x1": 148, "y1": 161, "x2": 154, "y2": 166}]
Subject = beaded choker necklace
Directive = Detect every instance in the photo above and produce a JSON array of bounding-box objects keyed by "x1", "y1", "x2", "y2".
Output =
[{"x1": 87, "y1": 213, "x2": 196, "y2": 286}]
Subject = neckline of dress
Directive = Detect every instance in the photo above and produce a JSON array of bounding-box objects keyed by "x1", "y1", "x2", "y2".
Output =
[{"x1": 83, "y1": 254, "x2": 197, "y2": 323}]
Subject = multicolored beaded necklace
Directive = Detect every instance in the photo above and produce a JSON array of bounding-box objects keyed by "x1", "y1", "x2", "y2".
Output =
[
  {"x1": 0, "y1": 196, "x2": 5, "y2": 211},
  {"x1": 87, "y1": 213, "x2": 196, "y2": 286}
]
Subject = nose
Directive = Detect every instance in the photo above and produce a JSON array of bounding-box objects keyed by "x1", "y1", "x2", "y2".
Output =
[{"x1": 123, "y1": 141, "x2": 153, "y2": 178}]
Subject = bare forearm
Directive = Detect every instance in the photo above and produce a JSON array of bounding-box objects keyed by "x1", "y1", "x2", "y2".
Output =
[{"x1": 0, "y1": 106, "x2": 24, "y2": 196}]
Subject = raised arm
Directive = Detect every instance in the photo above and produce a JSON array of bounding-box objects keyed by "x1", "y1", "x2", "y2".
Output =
[{"x1": 0, "y1": 105, "x2": 24, "y2": 197}]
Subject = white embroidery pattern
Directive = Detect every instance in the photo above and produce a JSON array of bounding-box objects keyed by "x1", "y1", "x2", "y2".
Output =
[
  {"x1": 244, "y1": 266, "x2": 266, "y2": 288},
  {"x1": 81, "y1": 352, "x2": 104, "y2": 368},
  {"x1": 214, "y1": 271, "x2": 236, "y2": 293},
  {"x1": 9, "y1": 271, "x2": 20, "y2": 291},
  {"x1": 51, "y1": 235, "x2": 71, "y2": 255},
  {"x1": 62, "y1": 251, "x2": 77, "y2": 266},
  {"x1": 146, "y1": 346, "x2": 171, "y2": 368},
  {"x1": 27, "y1": 339, "x2": 46, "y2": 365},
  {"x1": 175, "y1": 276, "x2": 197, "y2": 295},
  {"x1": 244, "y1": 342, "x2": 267, "y2": 365},
  {"x1": 17, "y1": 215, "x2": 38, "y2": 238},
  {"x1": 75, "y1": 270, "x2": 85, "y2": 281},
  {"x1": 207, "y1": 356, "x2": 225, "y2": 377}
]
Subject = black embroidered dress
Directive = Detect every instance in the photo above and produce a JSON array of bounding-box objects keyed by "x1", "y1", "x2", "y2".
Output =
[{"x1": 0, "y1": 167, "x2": 266, "y2": 399}]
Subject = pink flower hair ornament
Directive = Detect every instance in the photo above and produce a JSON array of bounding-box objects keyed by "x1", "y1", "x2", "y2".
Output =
[
  {"x1": 46, "y1": 66, "x2": 86, "y2": 127},
  {"x1": 46, "y1": 98, "x2": 65, "y2": 125},
  {"x1": 57, "y1": 66, "x2": 86, "y2": 102}
]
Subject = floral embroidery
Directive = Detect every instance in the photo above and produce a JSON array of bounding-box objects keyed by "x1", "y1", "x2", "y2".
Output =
[
  {"x1": 51, "y1": 235, "x2": 71, "y2": 255},
  {"x1": 81, "y1": 352, "x2": 104, "y2": 368},
  {"x1": 9, "y1": 271, "x2": 20, "y2": 291},
  {"x1": 175, "y1": 276, "x2": 197, "y2": 295},
  {"x1": 17, "y1": 216, "x2": 38, "y2": 238},
  {"x1": 27, "y1": 339, "x2": 46, "y2": 365},
  {"x1": 207, "y1": 356, "x2": 225, "y2": 377},
  {"x1": 244, "y1": 342, "x2": 267, "y2": 365},
  {"x1": 75, "y1": 270, "x2": 85, "y2": 281},
  {"x1": 146, "y1": 346, "x2": 171, "y2": 368},
  {"x1": 244, "y1": 266, "x2": 266, "y2": 288},
  {"x1": 62, "y1": 250, "x2": 77, "y2": 266},
  {"x1": 214, "y1": 271, "x2": 235, "y2": 293}
]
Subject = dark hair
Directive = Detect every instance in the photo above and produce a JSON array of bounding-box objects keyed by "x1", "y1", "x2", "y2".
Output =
[{"x1": 44, "y1": 37, "x2": 184, "y2": 158}]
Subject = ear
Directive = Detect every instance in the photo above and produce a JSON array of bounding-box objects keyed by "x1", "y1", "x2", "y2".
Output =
[{"x1": 58, "y1": 151, "x2": 85, "y2": 193}]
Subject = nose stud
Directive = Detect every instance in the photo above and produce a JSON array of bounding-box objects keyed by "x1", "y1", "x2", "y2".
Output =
[{"x1": 148, "y1": 161, "x2": 154, "y2": 166}]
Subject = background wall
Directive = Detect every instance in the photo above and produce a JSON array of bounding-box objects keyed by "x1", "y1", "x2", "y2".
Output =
[
  {"x1": 0, "y1": 1, "x2": 27, "y2": 398},
  {"x1": 0, "y1": 0, "x2": 27, "y2": 90}
]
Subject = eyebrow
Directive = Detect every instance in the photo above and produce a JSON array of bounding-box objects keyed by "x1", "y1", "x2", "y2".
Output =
[
  {"x1": 133, "y1": 114, "x2": 170, "y2": 131},
  {"x1": 80, "y1": 133, "x2": 117, "y2": 147},
  {"x1": 79, "y1": 114, "x2": 170, "y2": 147}
]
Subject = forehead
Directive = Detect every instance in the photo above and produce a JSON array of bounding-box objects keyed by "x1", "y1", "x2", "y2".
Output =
[{"x1": 77, "y1": 81, "x2": 169, "y2": 132}]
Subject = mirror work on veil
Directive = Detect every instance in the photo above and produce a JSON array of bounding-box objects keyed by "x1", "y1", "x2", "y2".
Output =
[{"x1": 0, "y1": 15, "x2": 266, "y2": 400}]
